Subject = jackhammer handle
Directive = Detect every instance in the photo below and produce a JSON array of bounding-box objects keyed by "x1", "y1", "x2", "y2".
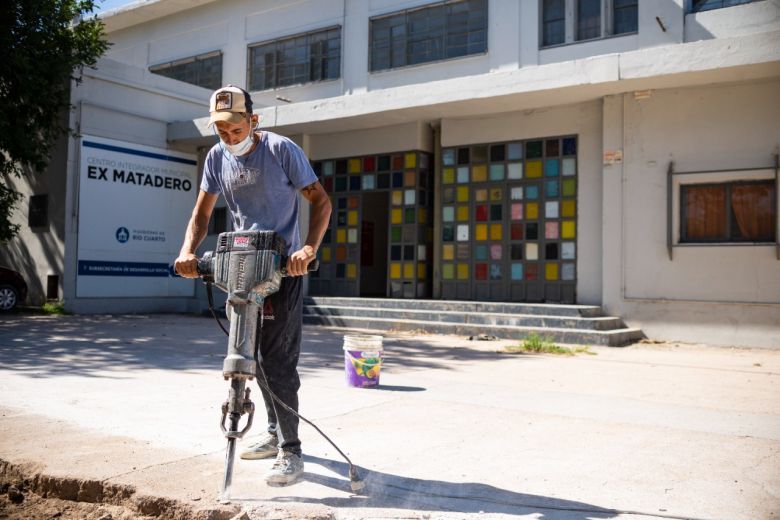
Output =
[
  {"x1": 280, "y1": 257, "x2": 319, "y2": 276},
  {"x1": 196, "y1": 251, "x2": 214, "y2": 279}
]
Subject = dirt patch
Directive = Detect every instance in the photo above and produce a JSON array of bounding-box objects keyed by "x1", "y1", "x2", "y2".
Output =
[{"x1": 0, "y1": 459, "x2": 239, "y2": 519}]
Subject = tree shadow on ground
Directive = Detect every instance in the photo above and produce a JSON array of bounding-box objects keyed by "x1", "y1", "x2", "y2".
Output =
[
  {"x1": 0, "y1": 315, "x2": 531, "y2": 379},
  {"x1": 246, "y1": 454, "x2": 623, "y2": 519}
]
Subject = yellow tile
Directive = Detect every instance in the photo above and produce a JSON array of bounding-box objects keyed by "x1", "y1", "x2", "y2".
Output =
[
  {"x1": 472, "y1": 165, "x2": 487, "y2": 182},
  {"x1": 442, "y1": 244, "x2": 454, "y2": 260},
  {"x1": 391, "y1": 208, "x2": 403, "y2": 224},
  {"x1": 348, "y1": 158, "x2": 361, "y2": 174},
  {"x1": 457, "y1": 263, "x2": 469, "y2": 280},
  {"x1": 321, "y1": 247, "x2": 331, "y2": 262},
  {"x1": 348, "y1": 211, "x2": 358, "y2": 226},
  {"x1": 417, "y1": 263, "x2": 426, "y2": 279},
  {"x1": 526, "y1": 160, "x2": 542, "y2": 178},
  {"x1": 490, "y1": 223, "x2": 503, "y2": 240},
  {"x1": 336, "y1": 229, "x2": 346, "y2": 243},
  {"x1": 392, "y1": 190, "x2": 403, "y2": 206},
  {"x1": 390, "y1": 263, "x2": 402, "y2": 279},
  {"x1": 545, "y1": 263, "x2": 559, "y2": 281},
  {"x1": 457, "y1": 205, "x2": 469, "y2": 222},
  {"x1": 419, "y1": 208, "x2": 427, "y2": 224},
  {"x1": 562, "y1": 220, "x2": 576, "y2": 238},
  {"x1": 443, "y1": 168, "x2": 455, "y2": 184},
  {"x1": 347, "y1": 264, "x2": 357, "y2": 279},
  {"x1": 442, "y1": 263, "x2": 454, "y2": 280},
  {"x1": 561, "y1": 200, "x2": 576, "y2": 217},
  {"x1": 490, "y1": 188, "x2": 502, "y2": 201},
  {"x1": 475, "y1": 224, "x2": 488, "y2": 241},
  {"x1": 405, "y1": 152, "x2": 416, "y2": 169},
  {"x1": 403, "y1": 263, "x2": 414, "y2": 279},
  {"x1": 526, "y1": 203, "x2": 538, "y2": 220},
  {"x1": 475, "y1": 189, "x2": 487, "y2": 202},
  {"x1": 457, "y1": 186, "x2": 469, "y2": 202}
]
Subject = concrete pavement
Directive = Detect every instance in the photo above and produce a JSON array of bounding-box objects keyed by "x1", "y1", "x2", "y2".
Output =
[{"x1": 0, "y1": 313, "x2": 778, "y2": 519}]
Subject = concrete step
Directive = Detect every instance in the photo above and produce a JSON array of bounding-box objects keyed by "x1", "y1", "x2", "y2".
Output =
[
  {"x1": 302, "y1": 314, "x2": 643, "y2": 347},
  {"x1": 304, "y1": 305, "x2": 624, "y2": 331},
  {"x1": 303, "y1": 297, "x2": 603, "y2": 318}
]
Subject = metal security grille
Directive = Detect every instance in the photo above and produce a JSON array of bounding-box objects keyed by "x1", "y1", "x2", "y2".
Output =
[
  {"x1": 309, "y1": 151, "x2": 434, "y2": 298},
  {"x1": 440, "y1": 136, "x2": 578, "y2": 303}
]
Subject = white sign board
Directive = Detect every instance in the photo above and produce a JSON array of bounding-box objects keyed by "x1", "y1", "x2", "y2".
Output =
[{"x1": 77, "y1": 135, "x2": 197, "y2": 298}]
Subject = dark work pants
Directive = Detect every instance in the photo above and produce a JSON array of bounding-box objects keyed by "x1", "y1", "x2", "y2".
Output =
[{"x1": 255, "y1": 275, "x2": 303, "y2": 455}]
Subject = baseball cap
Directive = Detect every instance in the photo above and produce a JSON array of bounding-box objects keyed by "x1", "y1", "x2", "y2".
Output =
[{"x1": 207, "y1": 85, "x2": 254, "y2": 126}]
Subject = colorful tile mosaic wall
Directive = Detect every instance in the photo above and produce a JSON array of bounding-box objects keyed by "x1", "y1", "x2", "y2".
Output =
[
  {"x1": 440, "y1": 136, "x2": 577, "y2": 303},
  {"x1": 309, "y1": 151, "x2": 434, "y2": 298}
]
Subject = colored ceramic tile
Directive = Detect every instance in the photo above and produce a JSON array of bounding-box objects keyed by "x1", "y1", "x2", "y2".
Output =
[
  {"x1": 526, "y1": 263, "x2": 539, "y2": 280},
  {"x1": 545, "y1": 180, "x2": 559, "y2": 197},
  {"x1": 404, "y1": 208, "x2": 415, "y2": 224},
  {"x1": 546, "y1": 139, "x2": 560, "y2": 157},
  {"x1": 324, "y1": 177, "x2": 333, "y2": 192},
  {"x1": 391, "y1": 208, "x2": 402, "y2": 224},
  {"x1": 457, "y1": 166, "x2": 469, "y2": 183},
  {"x1": 475, "y1": 224, "x2": 488, "y2": 241},
  {"x1": 457, "y1": 224, "x2": 469, "y2": 241},
  {"x1": 442, "y1": 244, "x2": 454, "y2": 260},
  {"x1": 545, "y1": 201, "x2": 559, "y2": 218},
  {"x1": 392, "y1": 190, "x2": 403, "y2": 206},
  {"x1": 321, "y1": 247, "x2": 331, "y2": 262},
  {"x1": 348, "y1": 211, "x2": 358, "y2": 226},
  {"x1": 472, "y1": 146, "x2": 487, "y2": 163},
  {"x1": 526, "y1": 160, "x2": 542, "y2": 178},
  {"x1": 348, "y1": 159, "x2": 361, "y2": 174},
  {"x1": 507, "y1": 142, "x2": 523, "y2": 160},
  {"x1": 403, "y1": 263, "x2": 414, "y2": 279},
  {"x1": 490, "y1": 244, "x2": 502, "y2": 260},
  {"x1": 526, "y1": 202, "x2": 538, "y2": 220},
  {"x1": 403, "y1": 225, "x2": 415, "y2": 242},
  {"x1": 404, "y1": 189, "x2": 416, "y2": 205},
  {"x1": 562, "y1": 158, "x2": 576, "y2": 176},
  {"x1": 404, "y1": 171, "x2": 416, "y2": 187},
  {"x1": 475, "y1": 245, "x2": 488, "y2": 260},
  {"x1": 392, "y1": 154, "x2": 403, "y2": 170},
  {"x1": 390, "y1": 245, "x2": 401, "y2": 261},
  {"x1": 377, "y1": 173, "x2": 390, "y2": 189},
  {"x1": 335, "y1": 159, "x2": 347, "y2": 175},
  {"x1": 350, "y1": 196, "x2": 360, "y2": 209},
  {"x1": 507, "y1": 162, "x2": 523, "y2": 179},
  {"x1": 490, "y1": 223, "x2": 502, "y2": 240},
  {"x1": 562, "y1": 178, "x2": 576, "y2": 197},
  {"x1": 526, "y1": 185, "x2": 539, "y2": 199},
  {"x1": 545, "y1": 222, "x2": 559, "y2": 239},
  {"x1": 362, "y1": 174, "x2": 375, "y2": 190},
  {"x1": 405, "y1": 152, "x2": 416, "y2": 169},
  {"x1": 490, "y1": 144, "x2": 505, "y2": 162},
  {"x1": 442, "y1": 225, "x2": 454, "y2": 242},
  {"x1": 510, "y1": 243, "x2": 523, "y2": 259},
  {"x1": 349, "y1": 176, "x2": 361, "y2": 191},
  {"x1": 526, "y1": 222, "x2": 539, "y2": 240},
  {"x1": 391, "y1": 226, "x2": 402, "y2": 242},
  {"x1": 335, "y1": 177, "x2": 346, "y2": 192},
  {"x1": 562, "y1": 220, "x2": 576, "y2": 238},
  {"x1": 511, "y1": 223, "x2": 523, "y2": 240},
  {"x1": 336, "y1": 246, "x2": 346, "y2": 261},
  {"x1": 419, "y1": 208, "x2": 427, "y2": 224},
  {"x1": 442, "y1": 263, "x2": 454, "y2": 280},
  {"x1": 511, "y1": 203, "x2": 523, "y2": 221},
  {"x1": 489, "y1": 164, "x2": 505, "y2": 181},
  {"x1": 378, "y1": 155, "x2": 391, "y2": 171},
  {"x1": 417, "y1": 263, "x2": 426, "y2": 279},
  {"x1": 476, "y1": 204, "x2": 488, "y2": 221},
  {"x1": 336, "y1": 264, "x2": 345, "y2": 278},
  {"x1": 363, "y1": 156, "x2": 376, "y2": 172},
  {"x1": 563, "y1": 137, "x2": 576, "y2": 156},
  {"x1": 475, "y1": 188, "x2": 488, "y2": 202},
  {"x1": 526, "y1": 243, "x2": 539, "y2": 260},
  {"x1": 510, "y1": 186, "x2": 523, "y2": 200},
  {"x1": 475, "y1": 263, "x2": 488, "y2": 281},
  {"x1": 561, "y1": 200, "x2": 575, "y2": 217},
  {"x1": 322, "y1": 161, "x2": 334, "y2": 176},
  {"x1": 457, "y1": 205, "x2": 469, "y2": 222},
  {"x1": 457, "y1": 186, "x2": 470, "y2": 202},
  {"x1": 442, "y1": 206, "x2": 454, "y2": 222},
  {"x1": 561, "y1": 242, "x2": 575, "y2": 259},
  {"x1": 390, "y1": 263, "x2": 401, "y2": 279},
  {"x1": 562, "y1": 263, "x2": 575, "y2": 280},
  {"x1": 336, "y1": 229, "x2": 346, "y2": 243},
  {"x1": 457, "y1": 244, "x2": 470, "y2": 260},
  {"x1": 443, "y1": 168, "x2": 455, "y2": 184},
  {"x1": 337, "y1": 212, "x2": 346, "y2": 226},
  {"x1": 347, "y1": 264, "x2": 357, "y2": 279},
  {"x1": 545, "y1": 159, "x2": 559, "y2": 177},
  {"x1": 490, "y1": 188, "x2": 502, "y2": 201},
  {"x1": 457, "y1": 263, "x2": 469, "y2": 280},
  {"x1": 443, "y1": 187, "x2": 455, "y2": 203},
  {"x1": 490, "y1": 264, "x2": 502, "y2": 280},
  {"x1": 472, "y1": 164, "x2": 488, "y2": 182},
  {"x1": 442, "y1": 149, "x2": 455, "y2": 166},
  {"x1": 545, "y1": 263, "x2": 559, "y2": 281},
  {"x1": 526, "y1": 141, "x2": 543, "y2": 158},
  {"x1": 490, "y1": 204, "x2": 502, "y2": 221},
  {"x1": 457, "y1": 147, "x2": 470, "y2": 164},
  {"x1": 348, "y1": 228, "x2": 357, "y2": 243},
  {"x1": 418, "y1": 244, "x2": 427, "y2": 261},
  {"x1": 511, "y1": 263, "x2": 523, "y2": 280},
  {"x1": 392, "y1": 171, "x2": 403, "y2": 188}
]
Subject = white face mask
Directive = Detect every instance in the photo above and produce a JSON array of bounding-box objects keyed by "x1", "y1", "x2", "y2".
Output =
[{"x1": 225, "y1": 131, "x2": 255, "y2": 156}]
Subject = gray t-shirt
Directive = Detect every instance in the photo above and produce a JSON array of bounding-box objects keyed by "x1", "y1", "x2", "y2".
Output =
[{"x1": 201, "y1": 131, "x2": 317, "y2": 254}]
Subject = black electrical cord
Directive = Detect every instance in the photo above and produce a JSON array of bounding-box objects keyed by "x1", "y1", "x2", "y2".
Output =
[{"x1": 206, "y1": 287, "x2": 364, "y2": 491}]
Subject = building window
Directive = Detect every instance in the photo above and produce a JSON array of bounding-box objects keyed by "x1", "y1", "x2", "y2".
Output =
[
  {"x1": 28, "y1": 194, "x2": 48, "y2": 228},
  {"x1": 680, "y1": 180, "x2": 776, "y2": 243},
  {"x1": 690, "y1": 0, "x2": 759, "y2": 13},
  {"x1": 369, "y1": 0, "x2": 487, "y2": 72},
  {"x1": 248, "y1": 26, "x2": 341, "y2": 91},
  {"x1": 150, "y1": 51, "x2": 222, "y2": 90},
  {"x1": 541, "y1": 0, "x2": 637, "y2": 47},
  {"x1": 542, "y1": 0, "x2": 566, "y2": 46},
  {"x1": 209, "y1": 207, "x2": 228, "y2": 235}
]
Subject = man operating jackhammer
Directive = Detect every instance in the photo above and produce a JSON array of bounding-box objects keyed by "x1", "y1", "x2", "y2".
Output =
[{"x1": 174, "y1": 85, "x2": 332, "y2": 486}]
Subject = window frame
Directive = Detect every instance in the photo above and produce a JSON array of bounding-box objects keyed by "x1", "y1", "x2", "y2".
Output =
[
  {"x1": 687, "y1": 0, "x2": 761, "y2": 14},
  {"x1": 28, "y1": 194, "x2": 48, "y2": 229},
  {"x1": 149, "y1": 50, "x2": 223, "y2": 90},
  {"x1": 679, "y1": 180, "x2": 777, "y2": 244},
  {"x1": 540, "y1": 0, "x2": 638, "y2": 49},
  {"x1": 369, "y1": 0, "x2": 488, "y2": 73},
  {"x1": 246, "y1": 25, "x2": 342, "y2": 92}
]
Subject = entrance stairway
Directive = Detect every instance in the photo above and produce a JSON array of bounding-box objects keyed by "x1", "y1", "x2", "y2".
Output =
[{"x1": 303, "y1": 297, "x2": 644, "y2": 347}]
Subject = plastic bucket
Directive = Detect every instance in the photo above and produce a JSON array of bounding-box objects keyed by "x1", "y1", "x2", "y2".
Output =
[{"x1": 343, "y1": 335, "x2": 383, "y2": 388}]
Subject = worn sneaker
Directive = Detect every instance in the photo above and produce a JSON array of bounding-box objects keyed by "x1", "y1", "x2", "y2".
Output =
[
  {"x1": 239, "y1": 433, "x2": 278, "y2": 460},
  {"x1": 264, "y1": 450, "x2": 304, "y2": 486}
]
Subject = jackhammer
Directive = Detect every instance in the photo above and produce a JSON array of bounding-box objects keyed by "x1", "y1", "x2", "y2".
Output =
[{"x1": 195, "y1": 230, "x2": 364, "y2": 500}]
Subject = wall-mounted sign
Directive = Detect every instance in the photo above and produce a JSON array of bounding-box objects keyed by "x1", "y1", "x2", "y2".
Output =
[
  {"x1": 76, "y1": 135, "x2": 197, "y2": 298},
  {"x1": 603, "y1": 150, "x2": 623, "y2": 165}
]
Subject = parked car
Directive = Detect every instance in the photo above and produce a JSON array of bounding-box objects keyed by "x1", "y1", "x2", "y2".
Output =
[{"x1": 0, "y1": 267, "x2": 28, "y2": 311}]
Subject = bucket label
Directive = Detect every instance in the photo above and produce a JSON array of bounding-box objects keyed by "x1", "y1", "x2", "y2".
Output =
[{"x1": 350, "y1": 355, "x2": 381, "y2": 379}]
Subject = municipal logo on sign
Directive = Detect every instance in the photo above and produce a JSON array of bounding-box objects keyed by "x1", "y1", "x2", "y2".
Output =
[{"x1": 116, "y1": 227, "x2": 129, "y2": 243}]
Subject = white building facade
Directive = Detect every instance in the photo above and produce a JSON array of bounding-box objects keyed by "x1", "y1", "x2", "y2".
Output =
[{"x1": 4, "y1": 0, "x2": 779, "y2": 347}]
